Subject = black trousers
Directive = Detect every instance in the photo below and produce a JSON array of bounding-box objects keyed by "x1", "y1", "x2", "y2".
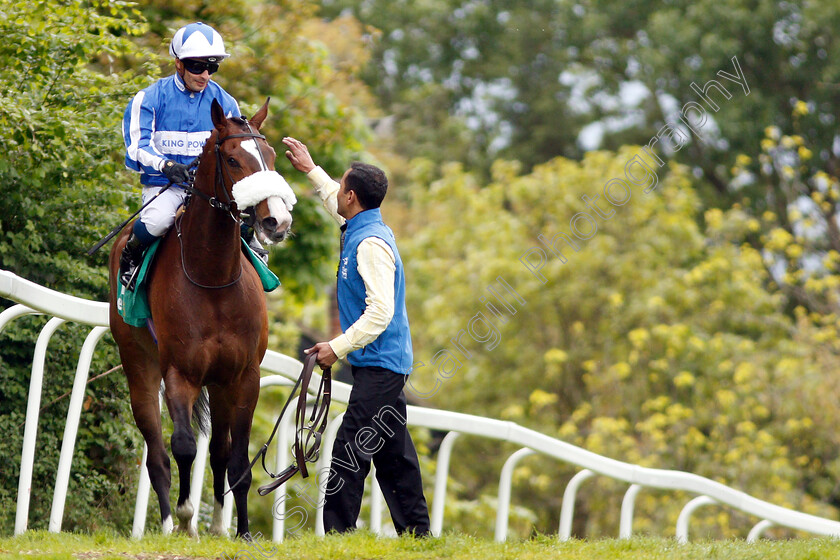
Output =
[{"x1": 323, "y1": 365, "x2": 430, "y2": 535}]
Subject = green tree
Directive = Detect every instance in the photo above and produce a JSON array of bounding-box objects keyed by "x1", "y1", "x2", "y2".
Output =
[
  {"x1": 320, "y1": 0, "x2": 589, "y2": 175},
  {"x1": 0, "y1": 0, "x2": 156, "y2": 534},
  {"x1": 0, "y1": 0, "x2": 154, "y2": 291},
  {"x1": 321, "y1": 0, "x2": 840, "y2": 205},
  {"x1": 722, "y1": 112, "x2": 840, "y2": 316},
  {"x1": 395, "y1": 149, "x2": 840, "y2": 538}
]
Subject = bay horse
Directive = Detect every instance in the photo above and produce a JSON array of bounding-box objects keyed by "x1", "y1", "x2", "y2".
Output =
[{"x1": 108, "y1": 99, "x2": 295, "y2": 538}]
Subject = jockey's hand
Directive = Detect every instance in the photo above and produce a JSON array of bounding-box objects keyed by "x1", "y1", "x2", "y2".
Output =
[
  {"x1": 304, "y1": 342, "x2": 338, "y2": 370},
  {"x1": 282, "y1": 137, "x2": 316, "y2": 174},
  {"x1": 162, "y1": 160, "x2": 191, "y2": 184}
]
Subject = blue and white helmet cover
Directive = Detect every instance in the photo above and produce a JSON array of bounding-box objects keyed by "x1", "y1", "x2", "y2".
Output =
[{"x1": 169, "y1": 22, "x2": 230, "y2": 60}]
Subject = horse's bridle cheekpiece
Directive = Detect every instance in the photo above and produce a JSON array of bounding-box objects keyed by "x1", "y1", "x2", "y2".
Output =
[{"x1": 227, "y1": 351, "x2": 332, "y2": 497}]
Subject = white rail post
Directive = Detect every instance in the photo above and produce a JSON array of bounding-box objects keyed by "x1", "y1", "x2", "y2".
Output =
[
  {"x1": 369, "y1": 465, "x2": 383, "y2": 534},
  {"x1": 132, "y1": 444, "x2": 152, "y2": 538},
  {"x1": 0, "y1": 303, "x2": 39, "y2": 534},
  {"x1": 271, "y1": 396, "x2": 297, "y2": 542},
  {"x1": 558, "y1": 469, "x2": 594, "y2": 541},
  {"x1": 676, "y1": 496, "x2": 717, "y2": 544},
  {"x1": 315, "y1": 411, "x2": 345, "y2": 535},
  {"x1": 495, "y1": 447, "x2": 536, "y2": 542},
  {"x1": 747, "y1": 519, "x2": 774, "y2": 542},
  {"x1": 15, "y1": 316, "x2": 66, "y2": 535},
  {"x1": 189, "y1": 432, "x2": 210, "y2": 533},
  {"x1": 222, "y1": 478, "x2": 234, "y2": 534},
  {"x1": 430, "y1": 431, "x2": 461, "y2": 537},
  {"x1": 619, "y1": 483, "x2": 642, "y2": 539},
  {"x1": 0, "y1": 303, "x2": 38, "y2": 333},
  {"x1": 49, "y1": 325, "x2": 109, "y2": 532}
]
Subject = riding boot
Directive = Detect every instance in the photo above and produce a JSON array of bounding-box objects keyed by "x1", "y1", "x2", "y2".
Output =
[
  {"x1": 242, "y1": 224, "x2": 269, "y2": 265},
  {"x1": 119, "y1": 233, "x2": 147, "y2": 291}
]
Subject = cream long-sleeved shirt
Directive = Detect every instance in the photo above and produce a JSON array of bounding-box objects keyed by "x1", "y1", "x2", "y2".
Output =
[{"x1": 306, "y1": 166, "x2": 396, "y2": 360}]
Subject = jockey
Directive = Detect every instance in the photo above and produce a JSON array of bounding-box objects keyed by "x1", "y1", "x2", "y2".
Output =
[{"x1": 120, "y1": 22, "x2": 267, "y2": 290}]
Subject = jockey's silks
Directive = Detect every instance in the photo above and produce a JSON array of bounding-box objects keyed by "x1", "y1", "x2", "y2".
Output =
[{"x1": 122, "y1": 73, "x2": 240, "y2": 186}]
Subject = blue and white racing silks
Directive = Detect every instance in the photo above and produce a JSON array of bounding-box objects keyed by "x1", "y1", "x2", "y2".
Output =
[{"x1": 122, "y1": 73, "x2": 241, "y2": 186}]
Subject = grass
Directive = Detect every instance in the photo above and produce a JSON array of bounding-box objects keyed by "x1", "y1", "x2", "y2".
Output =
[{"x1": 1, "y1": 531, "x2": 839, "y2": 560}]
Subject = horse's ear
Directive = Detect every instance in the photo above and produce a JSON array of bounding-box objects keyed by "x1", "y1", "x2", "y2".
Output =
[
  {"x1": 211, "y1": 98, "x2": 227, "y2": 131},
  {"x1": 249, "y1": 98, "x2": 270, "y2": 130}
]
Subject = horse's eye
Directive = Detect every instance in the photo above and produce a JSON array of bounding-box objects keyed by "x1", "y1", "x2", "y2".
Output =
[{"x1": 227, "y1": 157, "x2": 240, "y2": 167}]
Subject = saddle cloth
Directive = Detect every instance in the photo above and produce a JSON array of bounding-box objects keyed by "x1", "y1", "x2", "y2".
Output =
[{"x1": 117, "y1": 238, "x2": 280, "y2": 328}]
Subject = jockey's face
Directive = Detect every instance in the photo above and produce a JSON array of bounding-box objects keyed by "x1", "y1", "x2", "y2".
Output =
[{"x1": 175, "y1": 58, "x2": 216, "y2": 93}]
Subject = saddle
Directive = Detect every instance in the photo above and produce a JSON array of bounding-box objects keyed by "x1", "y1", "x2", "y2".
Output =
[
  {"x1": 116, "y1": 234, "x2": 279, "y2": 329},
  {"x1": 116, "y1": 238, "x2": 163, "y2": 327}
]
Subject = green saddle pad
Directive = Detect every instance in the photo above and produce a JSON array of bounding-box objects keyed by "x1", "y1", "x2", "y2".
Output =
[
  {"x1": 242, "y1": 238, "x2": 281, "y2": 292},
  {"x1": 117, "y1": 238, "x2": 280, "y2": 328}
]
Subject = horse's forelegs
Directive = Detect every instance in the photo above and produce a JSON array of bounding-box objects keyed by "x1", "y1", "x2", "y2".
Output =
[
  {"x1": 164, "y1": 373, "x2": 201, "y2": 537},
  {"x1": 227, "y1": 370, "x2": 260, "y2": 539}
]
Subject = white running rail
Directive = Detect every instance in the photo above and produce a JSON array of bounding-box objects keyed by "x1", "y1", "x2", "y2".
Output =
[{"x1": 2, "y1": 268, "x2": 839, "y2": 542}]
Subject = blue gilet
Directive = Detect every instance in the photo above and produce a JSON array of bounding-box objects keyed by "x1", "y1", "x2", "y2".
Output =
[{"x1": 337, "y1": 208, "x2": 413, "y2": 374}]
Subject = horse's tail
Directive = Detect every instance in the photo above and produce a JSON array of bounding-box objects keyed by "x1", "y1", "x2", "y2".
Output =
[
  {"x1": 158, "y1": 382, "x2": 211, "y2": 436},
  {"x1": 192, "y1": 387, "x2": 210, "y2": 436}
]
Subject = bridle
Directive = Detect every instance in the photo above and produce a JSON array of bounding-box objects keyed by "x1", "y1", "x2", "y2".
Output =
[
  {"x1": 226, "y1": 351, "x2": 333, "y2": 496},
  {"x1": 175, "y1": 122, "x2": 269, "y2": 289},
  {"x1": 181, "y1": 125, "x2": 269, "y2": 216}
]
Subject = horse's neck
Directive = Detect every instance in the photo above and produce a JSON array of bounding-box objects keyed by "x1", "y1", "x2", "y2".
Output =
[
  {"x1": 183, "y1": 203, "x2": 239, "y2": 248},
  {"x1": 180, "y1": 162, "x2": 241, "y2": 281}
]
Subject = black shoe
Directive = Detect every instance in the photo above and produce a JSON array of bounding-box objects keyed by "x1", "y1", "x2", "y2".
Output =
[{"x1": 119, "y1": 233, "x2": 146, "y2": 291}]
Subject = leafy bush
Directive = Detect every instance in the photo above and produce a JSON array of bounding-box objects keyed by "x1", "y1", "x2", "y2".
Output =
[{"x1": 0, "y1": 0, "x2": 155, "y2": 535}]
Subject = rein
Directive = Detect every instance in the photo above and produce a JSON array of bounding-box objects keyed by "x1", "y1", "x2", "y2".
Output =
[
  {"x1": 226, "y1": 352, "x2": 332, "y2": 497},
  {"x1": 174, "y1": 213, "x2": 244, "y2": 290}
]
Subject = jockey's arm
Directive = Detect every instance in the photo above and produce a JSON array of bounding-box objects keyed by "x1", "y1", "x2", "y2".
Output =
[{"x1": 123, "y1": 90, "x2": 167, "y2": 176}]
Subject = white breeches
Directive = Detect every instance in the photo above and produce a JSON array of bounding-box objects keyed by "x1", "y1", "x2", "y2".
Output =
[{"x1": 139, "y1": 186, "x2": 188, "y2": 237}]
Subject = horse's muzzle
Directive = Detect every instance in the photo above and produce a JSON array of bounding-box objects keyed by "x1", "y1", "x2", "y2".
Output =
[
  {"x1": 259, "y1": 215, "x2": 291, "y2": 244},
  {"x1": 255, "y1": 196, "x2": 293, "y2": 244}
]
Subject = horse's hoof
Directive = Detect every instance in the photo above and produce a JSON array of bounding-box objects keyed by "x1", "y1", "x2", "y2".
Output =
[
  {"x1": 178, "y1": 524, "x2": 198, "y2": 538},
  {"x1": 209, "y1": 524, "x2": 226, "y2": 537},
  {"x1": 209, "y1": 500, "x2": 226, "y2": 537},
  {"x1": 175, "y1": 502, "x2": 197, "y2": 537},
  {"x1": 176, "y1": 520, "x2": 198, "y2": 538},
  {"x1": 162, "y1": 515, "x2": 174, "y2": 535}
]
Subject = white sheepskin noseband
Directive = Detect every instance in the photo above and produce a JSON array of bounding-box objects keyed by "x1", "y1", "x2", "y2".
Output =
[{"x1": 232, "y1": 170, "x2": 297, "y2": 211}]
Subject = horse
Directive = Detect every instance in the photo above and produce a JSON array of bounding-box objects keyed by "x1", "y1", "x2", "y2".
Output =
[{"x1": 108, "y1": 99, "x2": 295, "y2": 538}]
